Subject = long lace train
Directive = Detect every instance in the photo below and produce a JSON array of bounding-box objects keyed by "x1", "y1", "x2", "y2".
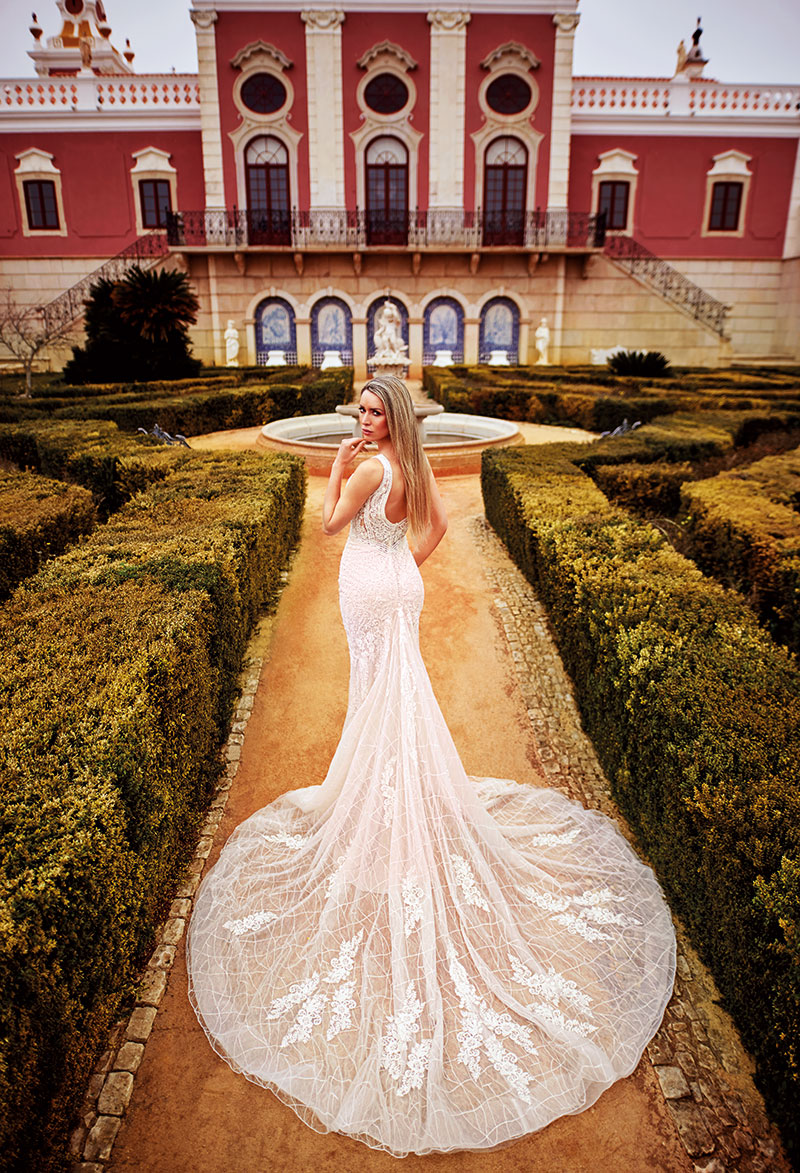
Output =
[{"x1": 187, "y1": 453, "x2": 676, "y2": 1156}]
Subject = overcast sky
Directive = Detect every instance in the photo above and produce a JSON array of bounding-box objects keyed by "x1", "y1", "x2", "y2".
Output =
[{"x1": 1, "y1": 1, "x2": 798, "y2": 83}]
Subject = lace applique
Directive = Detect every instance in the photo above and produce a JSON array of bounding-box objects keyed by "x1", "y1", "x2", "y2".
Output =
[
  {"x1": 529, "y1": 827, "x2": 581, "y2": 847},
  {"x1": 446, "y1": 944, "x2": 537, "y2": 1105},
  {"x1": 400, "y1": 661, "x2": 420, "y2": 775},
  {"x1": 223, "y1": 909, "x2": 277, "y2": 936},
  {"x1": 265, "y1": 930, "x2": 365, "y2": 1048},
  {"x1": 379, "y1": 755, "x2": 397, "y2": 827},
  {"x1": 523, "y1": 885, "x2": 636, "y2": 943},
  {"x1": 451, "y1": 854, "x2": 490, "y2": 912},
  {"x1": 264, "y1": 831, "x2": 308, "y2": 850},
  {"x1": 381, "y1": 981, "x2": 432, "y2": 1096},
  {"x1": 402, "y1": 875, "x2": 424, "y2": 938},
  {"x1": 325, "y1": 854, "x2": 346, "y2": 898},
  {"x1": 509, "y1": 956, "x2": 596, "y2": 1037},
  {"x1": 348, "y1": 454, "x2": 408, "y2": 550}
]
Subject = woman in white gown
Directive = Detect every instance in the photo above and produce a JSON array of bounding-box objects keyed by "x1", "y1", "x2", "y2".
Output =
[{"x1": 187, "y1": 376, "x2": 676, "y2": 1156}]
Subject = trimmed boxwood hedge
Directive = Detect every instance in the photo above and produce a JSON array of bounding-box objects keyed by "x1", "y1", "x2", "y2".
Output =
[
  {"x1": 591, "y1": 460, "x2": 699, "y2": 516},
  {"x1": 678, "y1": 447, "x2": 800, "y2": 654},
  {"x1": 422, "y1": 366, "x2": 800, "y2": 431},
  {"x1": 0, "y1": 470, "x2": 97, "y2": 598},
  {"x1": 0, "y1": 448, "x2": 306, "y2": 1172},
  {"x1": 0, "y1": 419, "x2": 189, "y2": 515},
  {"x1": 481, "y1": 442, "x2": 800, "y2": 1162}
]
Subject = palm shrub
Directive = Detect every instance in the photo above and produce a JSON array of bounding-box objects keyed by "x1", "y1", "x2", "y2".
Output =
[
  {"x1": 607, "y1": 349, "x2": 672, "y2": 376},
  {"x1": 64, "y1": 268, "x2": 201, "y2": 384}
]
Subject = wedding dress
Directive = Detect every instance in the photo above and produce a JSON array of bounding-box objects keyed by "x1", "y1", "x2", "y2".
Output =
[{"x1": 187, "y1": 453, "x2": 676, "y2": 1156}]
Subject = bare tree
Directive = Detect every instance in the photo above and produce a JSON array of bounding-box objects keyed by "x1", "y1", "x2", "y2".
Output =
[{"x1": 0, "y1": 288, "x2": 79, "y2": 397}]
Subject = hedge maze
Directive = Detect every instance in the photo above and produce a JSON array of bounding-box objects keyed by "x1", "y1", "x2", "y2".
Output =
[{"x1": 477, "y1": 363, "x2": 800, "y2": 1163}]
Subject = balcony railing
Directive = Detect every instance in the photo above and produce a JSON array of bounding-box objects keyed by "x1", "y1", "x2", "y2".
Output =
[{"x1": 165, "y1": 208, "x2": 607, "y2": 251}]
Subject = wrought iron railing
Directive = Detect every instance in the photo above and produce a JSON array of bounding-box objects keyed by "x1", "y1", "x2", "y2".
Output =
[
  {"x1": 41, "y1": 232, "x2": 169, "y2": 333},
  {"x1": 166, "y1": 208, "x2": 607, "y2": 251},
  {"x1": 604, "y1": 235, "x2": 730, "y2": 338}
]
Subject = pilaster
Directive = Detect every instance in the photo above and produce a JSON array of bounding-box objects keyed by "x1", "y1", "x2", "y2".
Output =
[
  {"x1": 783, "y1": 140, "x2": 800, "y2": 259},
  {"x1": 191, "y1": 9, "x2": 226, "y2": 210},
  {"x1": 302, "y1": 10, "x2": 346, "y2": 209},
  {"x1": 547, "y1": 12, "x2": 579, "y2": 211},
  {"x1": 427, "y1": 10, "x2": 470, "y2": 210}
]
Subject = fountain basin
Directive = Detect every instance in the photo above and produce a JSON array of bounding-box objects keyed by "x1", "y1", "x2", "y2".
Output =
[{"x1": 258, "y1": 411, "x2": 523, "y2": 476}]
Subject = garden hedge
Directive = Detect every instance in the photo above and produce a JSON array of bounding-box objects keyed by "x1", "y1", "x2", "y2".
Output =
[
  {"x1": 481, "y1": 442, "x2": 800, "y2": 1162},
  {"x1": 678, "y1": 447, "x2": 800, "y2": 654},
  {"x1": 0, "y1": 419, "x2": 189, "y2": 514},
  {"x1": 591, "y1": 460, "x2": 699, "y2": 516},
  {"x1": 0, "y1": 470, "x2": 96, "y2": 598},
  {"x1": 422, "y1": 365, "x2": 800, "y2": 431},
  {"x1": 0, "y1": 448, "x2": 306, "y2": 1172}
]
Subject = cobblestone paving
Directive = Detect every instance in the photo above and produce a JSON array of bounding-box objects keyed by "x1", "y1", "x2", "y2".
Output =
[{"x1": 471, "y1": 516, "x2": 789, "y2": 1173}]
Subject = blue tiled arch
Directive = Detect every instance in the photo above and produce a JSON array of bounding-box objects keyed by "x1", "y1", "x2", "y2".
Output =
[
  {"x1": 311, "y1": 297, "x2": 353, "y2": 366},
  {"x1": 423, "y1": 297, "x2": 464, "y2": 365},
  {"x1": 255, "y1": 297, "x2": 297, "y2": 364},
  {"x1": 479, "y1": 297, "x2": 520, "y2": 364}
]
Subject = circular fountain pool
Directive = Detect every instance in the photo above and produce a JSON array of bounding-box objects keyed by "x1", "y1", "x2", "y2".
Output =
[{"x1": 258, "y1": 411, "x2": 523, "y2": 475}]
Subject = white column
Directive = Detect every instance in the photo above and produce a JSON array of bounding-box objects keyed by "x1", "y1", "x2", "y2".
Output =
[
  {"x1": 547, "y1": 12, "x2": 580, "y2": 211},
  {"x1": 301, "y1": 10, "x2": 346, "y2": 210},
  {"x1": 427, "y1": 10, "x2": 470, "y2": 210},
  {"x1": 191, "y1": 9, "x2": 226, "y2": 211}
]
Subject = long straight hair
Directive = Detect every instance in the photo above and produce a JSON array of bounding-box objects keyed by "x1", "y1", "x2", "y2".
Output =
[{"x1": 362, "y1": 375, "x2": 431, "y2": 536}]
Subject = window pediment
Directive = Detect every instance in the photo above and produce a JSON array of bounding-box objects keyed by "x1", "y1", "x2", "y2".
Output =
[
  {"x1": 231, "y1": 41, "x2": 292, "y2": 73},
  {"x1": 708, "y1": 150, "x2": 752, "y2": 178},
  {"x1": 357, "y1": 41, "x2": 417, "y2": 73},
  {"x1": 481, "y1": 42, "x2": 540, "y2": 74}
]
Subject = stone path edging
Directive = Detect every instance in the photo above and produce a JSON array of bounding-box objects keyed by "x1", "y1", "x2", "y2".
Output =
[{"x1": 471, "y1": 516, "x2": 788, "y2": 1173}]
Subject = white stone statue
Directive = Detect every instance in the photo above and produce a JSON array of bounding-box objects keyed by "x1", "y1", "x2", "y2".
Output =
[
  {"x1": 535, "y1": 317, "x2": 550, "y2": 365},
  {"x1": 224, "y1": 319, "x2": 240, "y2": 367},
  {"x1": 370, "y1": 299, "x2": 409, "y2": 366}
]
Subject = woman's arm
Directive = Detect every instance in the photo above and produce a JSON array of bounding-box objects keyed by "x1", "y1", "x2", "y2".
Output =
[
  {"x1": 412, "y1": 468, "x2": 448, "y2": 567},
  {"x1": 322, "y1": 439, "x2": 383, "y2": 536}
]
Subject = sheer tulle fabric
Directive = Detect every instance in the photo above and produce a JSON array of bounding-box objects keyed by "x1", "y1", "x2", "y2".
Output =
[{"x1": 187, "y1": 453, "x2": 676, "y2": 1156}]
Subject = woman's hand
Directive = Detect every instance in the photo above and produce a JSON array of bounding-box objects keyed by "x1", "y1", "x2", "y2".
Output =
[{"x1": 334, "y1": 436, "x2": 371, "y2": 469}]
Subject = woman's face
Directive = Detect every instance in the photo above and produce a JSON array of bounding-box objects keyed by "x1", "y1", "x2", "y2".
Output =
[{"x1": 359, "y1": 388, "x2": 390, "y2": 442}]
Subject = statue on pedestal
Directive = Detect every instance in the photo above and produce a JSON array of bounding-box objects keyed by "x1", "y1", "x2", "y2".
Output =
[
  {"x1": 369, "y1": 299, "x2": 409, "y2": 377},
  {"x1": 535, "y1": 317, "x2": 551, "y2": 365},
  {"x1": 224, "y1": 320, "x2": 240, "y2": 367}
]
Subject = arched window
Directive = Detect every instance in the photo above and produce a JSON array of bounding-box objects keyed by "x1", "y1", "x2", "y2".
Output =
[
  {"x1": 246, "y1": 136, "x2": 290, "y2": 245},
  {"x1": 366, "y1": 296, "x2": 409, "y2": 370},
  {"x1": 423, "y1": 298, "x2": 464, "y2": 365},
  {"x1": 311, "y1": 298, "x2": 353, "y2": 367},
  {"x1": 255, "y1": 297, "x2": 296, "y2": 365},
  {"x1": 479, "y1": 297, "x2": 520, "y2": 364},
  {"x1": 483, "y1": 136, "x2": 527, "y2": 246},
  {"x1": 365, "y1": 136, "x2": 408, "y2": 245}
]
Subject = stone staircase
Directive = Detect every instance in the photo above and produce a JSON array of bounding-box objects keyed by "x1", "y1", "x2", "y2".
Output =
[{"x1": 604, "y1": 234, "x2": 730, "y2": 339}]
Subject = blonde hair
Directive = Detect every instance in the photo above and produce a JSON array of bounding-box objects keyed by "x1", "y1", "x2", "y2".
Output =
[{"x1": 362, "y1": 375, "x2": 431, "y2": 536}]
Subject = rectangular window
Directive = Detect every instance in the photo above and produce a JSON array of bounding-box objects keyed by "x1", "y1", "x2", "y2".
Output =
[
  {"x1": 598, "y1": 180, "x2": 630, "y2": 231},
  {"x1": 23, "y1": 179, "x2": 59, "y2": 230},
  {"x1": 139, "y1": 179, "x2": 172, "y2": 229},
  {"x1": 708, "y1": 181, "x2": 742, "y2": 231}
]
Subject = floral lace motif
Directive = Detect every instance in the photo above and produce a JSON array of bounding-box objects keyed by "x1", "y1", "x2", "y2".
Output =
[
  {"x1": 509, "y1": 956, "x2": 596, "y2": 1037},
  {"x1": 348, "y1": 454, "x2": 408, "y2": 550},
  {"x1": 223, "y1": 909, "x2": 277, "y2": 936},
  {"x1": 380, "y1": 981, "x2": 433, "y2": 1097},
  {"x1": 266, "y1": 929, "x2": 365, "y2": 1048},
  {"x1": 402, "y1": 875, "x2": 424, "y2": 938},
  {"x1": 451, "y1": 854, "x2": 490, "y2": 912},
  {"x1": 529, "y1": 827, "x2": 581, "y2": 848},
  {"x1": 380, "y1": 755, "x2": 397, "y2": 827},
  {"x1": 522, "y1": 884, "x2": 635, "y2": 942},
  {"x1": 263, "y1": 831, "x2": 308, "y2": 850},
  {"x1": 446, "y1": 944, "x2": 537, "y2": 1105}
]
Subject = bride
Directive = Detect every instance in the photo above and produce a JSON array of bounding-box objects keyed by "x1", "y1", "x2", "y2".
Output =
[{"x1": 187, "y1": 375, "x2": 676, "y2": 1156}]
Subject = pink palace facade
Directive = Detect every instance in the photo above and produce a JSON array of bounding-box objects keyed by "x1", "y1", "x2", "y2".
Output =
[{"x1": 1, "y1": 0, "x2": 799, "y2": 374}]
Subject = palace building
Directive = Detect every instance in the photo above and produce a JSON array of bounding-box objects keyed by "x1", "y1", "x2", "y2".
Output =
[{"x1": 1, "y1": 0, "x2": 799, "y2": 374}]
